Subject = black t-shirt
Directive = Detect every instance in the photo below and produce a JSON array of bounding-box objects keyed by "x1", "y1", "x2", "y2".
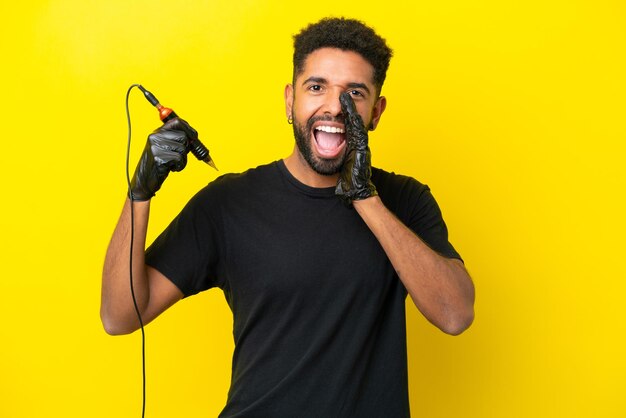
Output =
[{"x1": 146, "y1": 160, "x2": 460, "y2": 418}]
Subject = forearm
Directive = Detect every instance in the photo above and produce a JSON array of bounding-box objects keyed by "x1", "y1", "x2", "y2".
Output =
[
  {"x1": 101, "y1": 198, "x2": 151, "y2": 334},
  {"x1": 354, "y1": 196, "x2": 475, "y2": 335}
]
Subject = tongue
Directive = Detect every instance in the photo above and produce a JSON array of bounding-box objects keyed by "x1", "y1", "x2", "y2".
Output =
[{"x1": 315, "y1": 131, "x2": 343, "y2": 151}]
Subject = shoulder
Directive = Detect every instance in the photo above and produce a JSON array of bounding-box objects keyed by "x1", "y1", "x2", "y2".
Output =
[
  {"x1": 371, "y1": 167, "x2": 439, "y2": 223},
  {"x1": 371, "y1": 167, "x2": 430, "y2": 199},
  {"x1": 194, "y1": 161, "x2": 281, "y2": 199},
  {"x1": 211, "y1": 160, "x2": 279, "y2": 187}
]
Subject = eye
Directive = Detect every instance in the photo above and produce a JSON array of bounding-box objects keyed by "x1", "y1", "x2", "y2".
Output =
[
  {"x1": 308, "y1": 84, "x2": 323, "y2": 92},
  {"x1": 349, "y1": 89, "x2": 364, "y2": 97}
]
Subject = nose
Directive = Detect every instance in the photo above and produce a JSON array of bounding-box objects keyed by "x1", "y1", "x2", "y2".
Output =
[{"x1": 321, "y1": 88, "x2": 343, "y2": 118}]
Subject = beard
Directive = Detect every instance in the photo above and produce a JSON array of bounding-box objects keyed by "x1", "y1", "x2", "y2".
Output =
[{"x1": 292, "y1": 114, "x2": 346, "y2": 176}]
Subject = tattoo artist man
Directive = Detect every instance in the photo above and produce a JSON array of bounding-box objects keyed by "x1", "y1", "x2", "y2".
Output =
[{"x1": 101, "y1": 17, "x2": 475, "y2": 418}]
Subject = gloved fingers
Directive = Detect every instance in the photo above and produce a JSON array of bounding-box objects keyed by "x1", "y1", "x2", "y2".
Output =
[
  {"x1": 148, "y1": 128, "x2": 191, "y2": 152},
  {"x1": 129, "y1": 120, "x2": 195, "y2": 200},
  {"x1": 339, "y1": 92, "x2": 368, "y2": 148},
  {"x1": 147, "y1": 129, "x2": 189, "y2": 172},
  {"x1": 162, "y1": 117, "x2": 198, "y2": 140},
  {"x1": 154, "y1": 149, "x2": 187, "y2": 172},
  {"x1": 339, "y1": 92, "x2": 359, "y2": 121}
]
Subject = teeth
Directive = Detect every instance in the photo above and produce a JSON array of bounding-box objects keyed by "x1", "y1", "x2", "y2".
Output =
[{"x1": 315, "y1": 125, "x2": 345, "y2": 134}]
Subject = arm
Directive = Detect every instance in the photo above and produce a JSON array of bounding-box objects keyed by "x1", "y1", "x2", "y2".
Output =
[
  {"x1": 336, "y1": 92, "x2": 474, "y2": 335},
  {"x1": 100, "y1": 119, "x2": 196, "y2": 335},
  {"x1": 101, "y1": 199, "x2": 183, "y2": 335},
  {"x1": 353, "y1": 197, "x2": 474, "y2": 335}
]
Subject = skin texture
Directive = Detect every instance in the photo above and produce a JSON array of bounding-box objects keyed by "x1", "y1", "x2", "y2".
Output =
[
  {"x1": 101, "y1": 199, "x2": 183, "y2": 335},
  {"x1": 353, "y1": 197, "x2": 475, "y2": 335},
  {"x1": 292, "y1": 112, "x2": 346, "y2": 176},
  {"x1": 284, "y1": 48, "x2": 386, "y2": 188}
]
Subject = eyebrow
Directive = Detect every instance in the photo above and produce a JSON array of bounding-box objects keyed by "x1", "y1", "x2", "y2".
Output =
[
  {"x1": 301, "y1": 77, "x2": 372, "y2": 95},
  {"x1": 301, "y1": 76, "x2": 327, "y2": 87}
]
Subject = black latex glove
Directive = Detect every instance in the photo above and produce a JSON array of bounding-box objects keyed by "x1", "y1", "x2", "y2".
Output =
[
  {"x1": 129, "y1": 118, "x2": 196, "y2": 201},
  {"x1": 335, "y1": 92, "x2": 378, "y2": 205}
]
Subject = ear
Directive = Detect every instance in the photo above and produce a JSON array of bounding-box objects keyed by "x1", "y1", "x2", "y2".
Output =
[
  {"x1": 369, "y1": 96, "x2": 387, "y2": 131},
  {"x1": 284, "y1": 83, "x2": 294, "y2": 119}
]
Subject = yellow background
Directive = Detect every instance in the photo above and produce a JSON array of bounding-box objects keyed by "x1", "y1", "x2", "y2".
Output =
[{"x1": 1, "y1": 1, "x2": 624, "y2": 417}]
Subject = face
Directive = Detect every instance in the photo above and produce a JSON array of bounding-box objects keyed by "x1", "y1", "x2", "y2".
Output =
[{"x1": 285, "y1": 48, "x2": 386, "y2": 177}]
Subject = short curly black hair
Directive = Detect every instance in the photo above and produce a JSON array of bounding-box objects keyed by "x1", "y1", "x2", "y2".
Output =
[{"x1": 292, "y1": 17, "x2": 393, "y2": 95}]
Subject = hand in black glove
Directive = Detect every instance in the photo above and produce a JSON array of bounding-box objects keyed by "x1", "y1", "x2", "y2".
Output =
[
  {"x1": 129, "y1": 118, "x2": 196, "y2": 201},
  {"x1": 335, "y1": 92, "x2": 378, "y2": 205}
]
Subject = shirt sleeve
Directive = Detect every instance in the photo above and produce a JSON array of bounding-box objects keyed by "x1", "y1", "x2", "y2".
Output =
[
  {"x1": 145, "y1": 186, "x2": 223, "y2": 297},
  {"x1": 373, "y1": 169, "x2": 462, "y2": 262},
  {"x1": 407, "y1": 184, "x2": 462, "y2": 262}
]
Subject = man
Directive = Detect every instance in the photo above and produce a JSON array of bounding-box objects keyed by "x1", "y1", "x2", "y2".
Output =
[{"x1": 102, "y1": 17, "x2": 474, "y2": 417}]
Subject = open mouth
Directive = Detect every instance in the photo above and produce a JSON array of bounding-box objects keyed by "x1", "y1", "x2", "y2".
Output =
[{"x1": 313, "y1": 124, "x2": 346, "y2": 158}]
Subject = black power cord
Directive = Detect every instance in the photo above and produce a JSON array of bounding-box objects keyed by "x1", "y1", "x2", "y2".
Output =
[
  {"x1": 125, "y1": 83, "x2": 147, "y2": 418},
  {"x1": 123, "y1": 83, "x2": 217, "y2": 417}
]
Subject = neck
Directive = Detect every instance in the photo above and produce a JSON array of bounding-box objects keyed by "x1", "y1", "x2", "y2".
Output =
[{"x1": 283, "y1": 147, "x2": 339, "y2": 188}]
